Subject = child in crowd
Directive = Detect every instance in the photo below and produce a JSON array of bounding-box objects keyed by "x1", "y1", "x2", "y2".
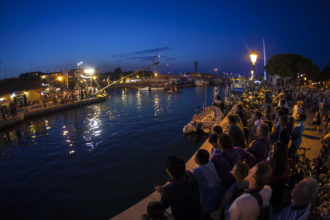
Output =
[{"x1": 218, "y1": 161, "x2": 249, "y2": 218}]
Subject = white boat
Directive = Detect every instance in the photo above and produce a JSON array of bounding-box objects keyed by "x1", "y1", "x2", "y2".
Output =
[
  {"x1": 138, "y1": 87, "x2": 149, "y2": 91},
  {"x1": 195, "y1": 79, "x2": 210, "y2": 87},
  {"x1": 150, "y1": 87, "x2": 164, "y2": 91},
  {"x1": 183, "y1": 106, "x2": 223, "y2": 134}
]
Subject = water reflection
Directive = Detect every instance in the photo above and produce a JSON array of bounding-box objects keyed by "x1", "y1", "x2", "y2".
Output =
[
  {"x1": 153, "y1": 94, "x2": 160, "y2": 117},
  {"x1": 121, "y1": 89, "x2": 127, "y2": 104},
  {"x1": 62, "y1": 125, "x2": 74, "y2": 155},
  {"x1": 82, "y1": 104, "x2": 103, "y2": 151},
  {"x1": 136, "y1": 91, "x2": 142, "y2": 111}
]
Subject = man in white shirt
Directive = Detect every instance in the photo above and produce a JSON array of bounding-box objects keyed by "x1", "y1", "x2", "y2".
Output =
[{"x1": 227, "y1": 162, "x2": 272, "y2": 220}]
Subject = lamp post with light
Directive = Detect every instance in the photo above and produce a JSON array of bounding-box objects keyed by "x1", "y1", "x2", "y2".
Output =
[{"x1": 249, "y1": 51, "x2": 258, "y2": 96}]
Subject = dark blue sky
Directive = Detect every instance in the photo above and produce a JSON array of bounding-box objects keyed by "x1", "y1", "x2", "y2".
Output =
[{"x1": 1, "y1": 0, "x2": 329, "y2": 78}]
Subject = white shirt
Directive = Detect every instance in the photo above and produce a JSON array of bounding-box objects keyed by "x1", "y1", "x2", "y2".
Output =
[{"x1": 227, "y1": 186, "x2": 272, "y2": 220}]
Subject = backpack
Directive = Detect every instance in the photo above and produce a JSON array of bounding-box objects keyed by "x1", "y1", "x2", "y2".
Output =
[{"x1": 249, "y1": 191, "x2": 272, "y2": 220}]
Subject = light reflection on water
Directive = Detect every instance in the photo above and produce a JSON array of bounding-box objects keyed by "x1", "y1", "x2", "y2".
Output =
[{"x1": 0, "y1": 87, "x2": 219, "y2": 220}]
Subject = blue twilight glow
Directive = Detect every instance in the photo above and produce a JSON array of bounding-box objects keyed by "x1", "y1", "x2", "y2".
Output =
[{"x1": 0, "y1": 0, "x2": 329, "y2": 78}]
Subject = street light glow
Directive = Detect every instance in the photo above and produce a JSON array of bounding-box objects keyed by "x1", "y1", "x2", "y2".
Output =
[
  {"x1": 84, "y1": 68, "x2": 95, "y2": 75},
  {"x1": 249, "y1": 51, "x2": 258, "y2": 65},
  {"x1": 154, "y1": 72, "x2": 158, "y2": 77},
  {"x1": 57, "y1": 76, "x2": 63, "y2": 81}
]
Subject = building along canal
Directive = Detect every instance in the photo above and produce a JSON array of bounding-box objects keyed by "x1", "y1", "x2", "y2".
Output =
[{"x1": 0, "y1": 86, "x2": 221, "y2": 220}]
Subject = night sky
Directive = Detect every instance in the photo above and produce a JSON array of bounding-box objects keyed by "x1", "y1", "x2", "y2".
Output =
[{"x1": 1, "y1": 0, "x2": 329, "y2": 78}]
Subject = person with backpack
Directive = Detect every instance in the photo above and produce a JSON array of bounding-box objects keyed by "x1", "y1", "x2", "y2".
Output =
[
  {"x1": 227, "y1": 161, "x2": 272, "y2": 220},
  {"x1": 219, "y1": 161, "x2": 249, "y2": 219},
  {"x1": 211, "y1": 134, "x2": 256, "y2": 189}
]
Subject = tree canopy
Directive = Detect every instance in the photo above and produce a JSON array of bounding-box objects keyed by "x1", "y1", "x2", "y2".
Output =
[
  {"x1": 315, "y1": 63, "x2": 330, "y2": 81},
  {"x1": 114, "y1": 67, "x2": 122, "y2": 74},
  {"x1": 265, "y1": 54, "x2": 319, "y2": 81}
]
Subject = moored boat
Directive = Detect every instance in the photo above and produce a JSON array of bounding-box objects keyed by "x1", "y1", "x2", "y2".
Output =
[
  {"x1": 138, "y1": 87, "x2": 149, "y2": 91},
  {"x1": 183, "y1": 105, "x2": 223, "y2": 134}
]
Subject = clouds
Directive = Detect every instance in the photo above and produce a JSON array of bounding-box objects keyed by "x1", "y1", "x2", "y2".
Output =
[
  {"x1": 134, "y1": 47, "x2": 170, "y2": 55},
  {"x1": 113, "y1": 47, "x2": 171, "y2": 62}
]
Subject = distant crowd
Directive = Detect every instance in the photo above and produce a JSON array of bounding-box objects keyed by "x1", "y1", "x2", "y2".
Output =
[{"x1": 142, "y1": 86, "x2": 329, "y2": 220}]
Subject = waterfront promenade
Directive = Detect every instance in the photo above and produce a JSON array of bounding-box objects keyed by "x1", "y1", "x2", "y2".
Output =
[{"x1": 0, "y1": 96, "x2": 106, "y2": 130}]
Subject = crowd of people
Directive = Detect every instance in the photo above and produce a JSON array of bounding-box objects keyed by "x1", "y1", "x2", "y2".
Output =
[{"x1": 142, "y1": 86, "x2": 329, "y2": 220}]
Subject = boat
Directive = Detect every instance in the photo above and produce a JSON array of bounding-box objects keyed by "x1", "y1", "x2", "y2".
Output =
[
  {"x1": 150, "y1": 87, "x2": 164, "y2": 91},
  {"x1": 138, "y1": 87, "x2": 149, "y2": 91},
  {"x1": 183, "y1": 105, "x2": 223, "y2": 134},
  {"x1": 231, "y1": 78, "x2": 244, "y2": 93},
  {"x1": 195, "y1": 79, "x2": 210, "y2": 87}
]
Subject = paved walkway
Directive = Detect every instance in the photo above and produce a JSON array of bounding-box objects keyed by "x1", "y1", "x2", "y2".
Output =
[{"x1": 300, "y1": 110, "x2": 322, "y2": 160}]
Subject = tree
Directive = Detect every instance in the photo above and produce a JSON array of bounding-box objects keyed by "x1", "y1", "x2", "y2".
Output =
[
  {"x1": 114, "y1": 67, "x2": 122, "y2": 74},
  {"x1": 265, "y1": 54, "x2": 319, "y2": 85},
  {"x1": 315, "y1": 63, "x2": 330, "y2": 81}
]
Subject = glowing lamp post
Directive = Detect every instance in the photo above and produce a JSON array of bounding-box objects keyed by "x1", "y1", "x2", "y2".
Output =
[
  {"x1": 249, "y1": 51, "x2": 258, "y2": 95},
  {"x1": 84, "y1": 68, "x2": 95, "y2": 87}
]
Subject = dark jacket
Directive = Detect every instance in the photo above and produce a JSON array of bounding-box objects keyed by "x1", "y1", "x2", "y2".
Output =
[
  {"x1": 247, "y1": 138, "x2": 271, "y2": 162},
  {"x1": 161, "y1": 171, "x2": 201, "y2": 220},
  {"x1": 228, "y1": 124, "x2": 246, "y2": 148}
]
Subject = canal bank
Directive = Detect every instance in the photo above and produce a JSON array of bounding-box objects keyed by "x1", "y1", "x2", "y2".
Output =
[{"x1": 0, "y1": 96, "x2": 106, "y2": 130}]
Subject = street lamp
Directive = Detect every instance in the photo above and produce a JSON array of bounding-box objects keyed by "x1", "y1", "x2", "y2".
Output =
[
  {"x1": 84, "y1": 68, "x2": 95, "y2": 75},
  {"x1": 249, "y1": 51, "x2": 258, "y2": 95},
  {"x1": 57, "y1": 76, "x2": 63, "y2": 81}
]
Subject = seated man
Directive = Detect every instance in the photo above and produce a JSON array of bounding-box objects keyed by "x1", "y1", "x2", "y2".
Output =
[
  {"x1": 227, "y1": 161, "x2": 272, "y2": 220},
  {"x1": 273, "y1": 177, "x2": 318, "y2": 220},
  {"x1": 193, "y1": 149, "x2": 224, "y2": 216},
  {"x1": 155, "y1": 156, "x2": 201, "y2": 220},
  {"x1": 247, "y1": 123, "x2": 271, "y2": 162}
]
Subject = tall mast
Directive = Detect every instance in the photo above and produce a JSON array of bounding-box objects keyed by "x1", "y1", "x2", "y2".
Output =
[{"x1": 263, "y1": 38, "x2": 267, "y2": 81}]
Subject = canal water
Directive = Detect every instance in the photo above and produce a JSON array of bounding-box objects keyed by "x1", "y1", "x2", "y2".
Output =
[{"x1": 0, "y1": 87, "x2": 220, "y2": 220}]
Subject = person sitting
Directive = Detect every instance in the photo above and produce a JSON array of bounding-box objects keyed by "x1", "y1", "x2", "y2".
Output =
[
  {"x1": 247, "y1": 123, "x2": 271, "y2": 163},
  {"x1": 228, "y1": 114, "x2": 246, "y2": 148},
  {"x1": 212, "y1": 125, "x2": 223, "y2": 136},
  {"x1": 273, "y1": 177, "x2": 318, "y2": 220},
  {"x1": 193, "y1": 149, "x2": 224, "y2": 217},
  {"x1": 209, "y1": 133, "x2": 220, "y2": 155},
  {"x1": 220, "y1": 161, "x2": 249, "y2": 218},
  {"x1": 227, "y1": 161, "x2": 273, "y2": 220},
  {"x1": 141, "y1": 201, "x2": 174, "y2": 220},
  {"x1": 155, "y1": 156, "x2": 201, "y2": 220},
  {"x1": 211, "y1": 134, "x2": 256, "y2": 188}
]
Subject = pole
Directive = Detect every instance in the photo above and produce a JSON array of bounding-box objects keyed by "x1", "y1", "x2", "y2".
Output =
[
  {"x1": 204, "y1": 80, "x2": 207, "y2": 109},
  {"x1": 252, "y1": 64, "x2": 255, "y2": 97}
]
